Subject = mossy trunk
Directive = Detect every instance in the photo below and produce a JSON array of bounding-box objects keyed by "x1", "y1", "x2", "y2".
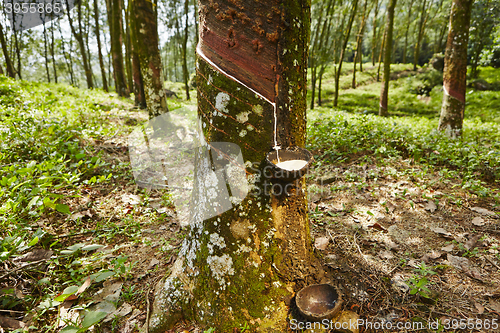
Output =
[
  {"x1": 107, "y1": 0, "x2": 129, "y2": 96},
  {"x1": 378, "y1": 0, "x2": 397, "y2": 116},
  {"x1": 130, "y1": 0, "x2": 168, "y2": 117},
  {"x1": 147, "y1": 0, "x2": 328, "y2": 332},
  {"x1": 438, "y1": 0, "x2": 474, "y2": 137}
]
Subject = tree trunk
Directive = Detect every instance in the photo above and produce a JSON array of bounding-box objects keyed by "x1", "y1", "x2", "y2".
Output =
[
  {"x1": 124, "y1": 0, "x2": 133, "y2": 93},
  {"x1": 107, "y1": 0, "x2": 129, "y2": 96},
  {"x1": 379, "y1": 0, "x2": 398, "y2": 116},
  {"x1": 403, "y1": 0, "x2": 414, "y2": 64},
  {"x1": 371, "y1": 0, "x2": 380, "y2": 66},
  {"x1": 43, "y1": 22, "x2": 51, "y2": 83},
  {"x1": 130, "y1": 0, "x2": 168, "y2": 117},
  {"x1": 58, "y1": 21, "x2": 75, "y2": 86},
  {"x1": 413, "y1": 0, "x2": 428, "y2": 70},
  {"x1": 50, "y1": 22, "x2": 58, "y2": 83},
  {"x1": 182, "y1": 0, "x2": 190, "y2": 100},
  {"x1": 129, "y1": 0, "x2": 146, "y2": 108},
  {"x1": 318, "y1": 64, "x2": 326, "y2": 106},
  {"x1": 147, "y1": 0, "x2": 328, "y2": 331},
  {"x1": 353, "y1": 0, "x2": 369, "y2": 88},
  {"x1": 67, "y1": 1, "x2": 94, "y2": 89},
  {"x1": 438, "y1": 0, "x2": 474, "y2": 137},
  {"x1": 94, "y1": 0, "x2": 109, "y2": 91},
  {"x1": 0, "y1": 23, "x2": 15, "y2": 78},
  {"x1": 376, "y1": 28, "x2": 386, "y2": 82},
  {"x1": 334, "y1": 0, "x2": 360, "y2": 106},
  {"x1": 12, "y1": 23, "x2": 22, "y2": 79}
]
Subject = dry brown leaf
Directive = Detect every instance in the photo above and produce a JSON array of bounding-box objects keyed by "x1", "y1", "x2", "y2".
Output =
[
  {"x1": 122, "y1": 193, "x2": 141, "y2": 205},
  {"x1": 148, "y1": 258, "x2": 160, "y2": 270},
  {"x1": 0, "y1": 316, "x2": 26, "y2": 329},
  {"x1": 441, "y1": 244, "x2": 455, "y2": 252},
  {"x1": 314, "y1": 237, "x2": 329, "y2": 250},
  {"x1": 471, "y1": 207, "x2": 495, "y2": 216},
  {"x1": 13, "y1": 249, "x2": 53, "y2": 262},
  {"x1": 489, "y1": 300, "x2": 500, "y2": 312},
  {"x1": 474, "y1": 302, "x2": 485, "y2": 314},
  {"x1": 422, "y1": 251, "x2": 443, "y2": 263},
  {"x1": 76, "y1": 277, "x2": 91, "y2": 296},
  {"x1": 471, "y1": 217, "x2": 485, "y2": 226},
  {"x1": 464, "y1": 234, "x2": 482, "y2": 251},
  {"x1": 431, "y1": 227, "x2": 453, "y2": 239},
  {"x1": 424, "y1": 201, "x2": 437, "y2": 213},
  {"x1": 379, "y1": 251, "x2": 394, "y2": 260},
  {"x1": 368, "y1": 222, "x2": 387, "y2": 232}
]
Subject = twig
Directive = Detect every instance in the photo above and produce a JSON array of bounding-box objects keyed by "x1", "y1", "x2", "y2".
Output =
[
  {"x1": 0, "y1": 259, "x2": 49, "y2": 280},
  {"x1": 485, "y1": 256, "x2": 500, "y2": 271},
  {"x1": 146, "y1": 286, "x2": 151, "y2": 333}
]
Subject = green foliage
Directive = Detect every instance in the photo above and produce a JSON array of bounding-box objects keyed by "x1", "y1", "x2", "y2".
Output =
[
  {"x1": 307, "y1": 108, "x2": 500, "y2": 196},
  {"x1": 406, "y1": 263, "x2": 437, "y2": 298}
]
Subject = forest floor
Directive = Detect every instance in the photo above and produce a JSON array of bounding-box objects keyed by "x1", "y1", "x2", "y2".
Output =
[{"x1": 0, "y1": 64, "x2": 499, "y2": 333}]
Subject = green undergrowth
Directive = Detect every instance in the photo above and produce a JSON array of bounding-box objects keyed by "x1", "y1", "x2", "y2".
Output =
[
  {"x1": 307, "y1": 108, "x2": 500, "y2": 197},
  {"x1": 0, "y1": 76, "x2": 135, "y2": 331}
]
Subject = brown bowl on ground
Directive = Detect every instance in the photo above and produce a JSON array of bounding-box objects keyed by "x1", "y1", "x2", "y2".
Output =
[{"x1": 295, "y1": 284, "x2": 343, "y2": 321}]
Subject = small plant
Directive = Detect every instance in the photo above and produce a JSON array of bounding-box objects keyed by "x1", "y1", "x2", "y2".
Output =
[
  {"x1": 239, "y1": 321, "x2": 250, "y2": 332},
  {"x1": 407, "y1": 263, "x2": 437, "y2": 298},
  {"x1": 204, "y1": 328, "x2": 215, "y2": 333}
]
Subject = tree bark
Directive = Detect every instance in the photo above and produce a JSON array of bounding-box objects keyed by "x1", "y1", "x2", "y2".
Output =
[
  {"x1": 43, "y1": 22, "x2": 51, "y2": 83},
  {"x1": 403, "y1": 0, "x2": 414, "y2": 64},
  {"x1": 67, "y1": 1, "x2": 94, "y2": 89},
  {"x1": 124, "y1": 0, "x2": 133, "y2": 93},
  {"x1": 181, "y1": 0, "x2": 190, "y2": 100},
  {"x1": 379, "y1": 0, "x2": 398, "y2": 116},
  {"x1": 438, "y1": 0, "x2": 474, "y2": 137},
  {"x1": 107, "y1": 0, "x2": 129, "y2": 96},
  {"x1": 353, "y1": 0, "x2": 370, "y2": 88},
  {"x1": 147, "y1": 0, "x2": 327, "y2": 331},
  {"x1": 129, "y1": 0, "x2": 146, "y2": 108},
  {"x1": 333, "y1": 0, "x2": 359, "y2": 106},
  {"x1": 12, "y1": 22, "x2": 22, "y2": 79},
  {"x1": 0, "y1": 22, "x2": 15, "y2": 78},
  {"x1": 130, "y1": 0, "x2": 168, "y2": 117},
  {"x1": 50, "y1": 22, "x2": 58, "y2": 83},
  {"x1": 371, "y1": 0, "x2": 380, "y2": 66},
  {"x1": 94, "y1": 0, "x2": 109, "y2": 91},
  {"x1": 413, "y1": 0, "x2": 428, "y2": 70}
]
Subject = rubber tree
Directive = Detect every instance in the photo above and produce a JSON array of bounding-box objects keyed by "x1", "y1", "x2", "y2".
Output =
[
  {"x1": 0, "y1": 22, "x2": 16, "y2": 78},
  {"x1": 146, "y1": 0, "x2": 328, "y2": 331},
  {"x1": 438, "y1": 0, "x2": 474, "y2": 137},
  {"x1": 130, "y1": 0, "x2": 168, "y2": 117},
  {"x1": 106, "y1": 0, "x2": 129, "y2": 96},
  {"x1": 94, "y1": 0, "x2": 108, "y2": 91},
  {"x1": 379, "y1": 0, "x2": 398, "y2": 116}
]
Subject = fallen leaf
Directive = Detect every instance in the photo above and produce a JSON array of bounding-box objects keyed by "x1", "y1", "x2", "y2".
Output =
[
  {"x1": 379, "y1": 251, "x2": 394, "y2": 260},
  {"x1": 447, "y1": 254, "x2": 470, "y2": 270},
  {"x1": 489, "y1": 300, "x2": 500, "y2": 312},
  {"x1": 474, "y1": 302, "x2": 484, "y2": 314},
  {"x1": 464, "y1": 234, "x2": 482, "y2": 251},
  {"x1": 122, "y1": 194, "x2": 141, "y2": 205},
  {"x1": 93, "y1": 281, "x2": 123, "y2": 303},
  {"x1": 314, "y1": 237, "x2": 329, "y2": 250},
  {"x1": 57, "y1": 300, "x2": 78, "y2": 328},
  {"x1": 424, "y1": 201, "x2": 437, "y2": 213},
  {"x1": 385, "y1": 201, "x2": 396, "y2": 213},
  {"x1": 471, "y1": 207, "x2": 495, "y2": 216},
  {"x1": 13, "y1": 249, "x2": 53, "y2": 262},
  {"x1": 76, "y1": 277, "x2": 91, "y2": 296},
  {"x1": 368, "y1": 222, "x2": 387, "y2": 232},
  {"x1": 471, "y1": 217, "x2": 485, "y2": 226},
  {"x1": 441, "y1": 244, "x2": 455, "y2": 252},
  {"x1": 0, "y1": 316, "x2": 26, "y2": 329},
  {"x1": 422, "y1": 251, "x2": 443, "y2": 263},
  {"x1": 103, "y1": 303, "x2": 133, "y2": 323},
  {"x1": 431, "y1": 227, "x2": 453, "y2": 239},
  {"x1": 148, "y1": 258, "x2": 160, "y2": 270},
  {"x1": 407, "y1": 259, "x2": 420, "y2": 268}
]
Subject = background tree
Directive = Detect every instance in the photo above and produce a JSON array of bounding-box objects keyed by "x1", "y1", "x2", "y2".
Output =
[
  {"x1": 379, "y1": 0, "x2": 398, "y2": 116},
  {"x1": 94, "y1": 0, "x2": 109, "y2": 91},
  {"x1": 130, "y1": 0, "x2": 168, "y2": 117},
  {"x1": 438, "y1": 0, "x2": 475, "y2": 137},
  {"x1": 107, "y1": 0, "x2": 128, "y2": 96},
  {"x1": 0, "y1": 22, "x2": 15, "y2": 78}
]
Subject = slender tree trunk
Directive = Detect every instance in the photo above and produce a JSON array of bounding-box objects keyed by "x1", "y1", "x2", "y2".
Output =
[
  {"x1": 438, "y1": 0, "x2": 474, "y2": 137},
  {"x1": 107, "y1": 0, "x2": 129, "y2": 96},
  {"x1": 147, "y1": 0, "x2": 330, "y2": 331},
  {"x1": 353, "y1": 0, "x2": 369, "y2": 88},
  {"x1": 181, "y1": 0, "x2": 190, "y2": 100},
  {"x1": 58, "y1": 21, "x2": 75, "y2": 85},
  {"x1": 403, "y1": 0, "x2": 414, "y2": 64},
  {"x1": 310, "y1": 65, "x2": 317, "y2": 109},
  {"x1": 94, "y1": 0, "x2": 109, "y2": 91},
  {"x1": 413, "y1": 0, "x2": 428, "y2": 70},
  {"x1": 371, "y1": 0, "x2": 380, "y2": 66},
  {"x1": 318, "y1": 64, "x2": 326, "y2": 106},
  {"x1": 43, "y1": 22, "x2": 51, "y2": 83},
  {"x1": 379, "y1": 0, "x2": 398, "y2": 116},
  {"x1": 124, "y1": 0, "x2": 133, "y2": 92},
  {"x1": 0, "y1": 64, "x2": 4, "y2": 75},
  {"x1": 50, "y1": 22, "x2": 58, "y2": 83},
  {"x1": 130, "y1": 0, "x2": 168, "y2": 117},
  {"x1": 0, "y1": 23, "x2": 15, "y2": 78},
  {"x1": 193, "y1": 0, "x2": 199, "y2": 46},
  {"x1": 129, "y1": 0, "x2": 146, "y2": 108},
  {"x1": 376, "y1": 28, "x2": 386, "y2": 82},
  {"x1": 67, "y1": 1, "x2": 94, "y2": 89},
  {"x1": 12, "y1": 24, "x2": 22, "y2": 79},
  {"x1": 334, "y1": 0, "x2": 359, "y2": 106}
]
